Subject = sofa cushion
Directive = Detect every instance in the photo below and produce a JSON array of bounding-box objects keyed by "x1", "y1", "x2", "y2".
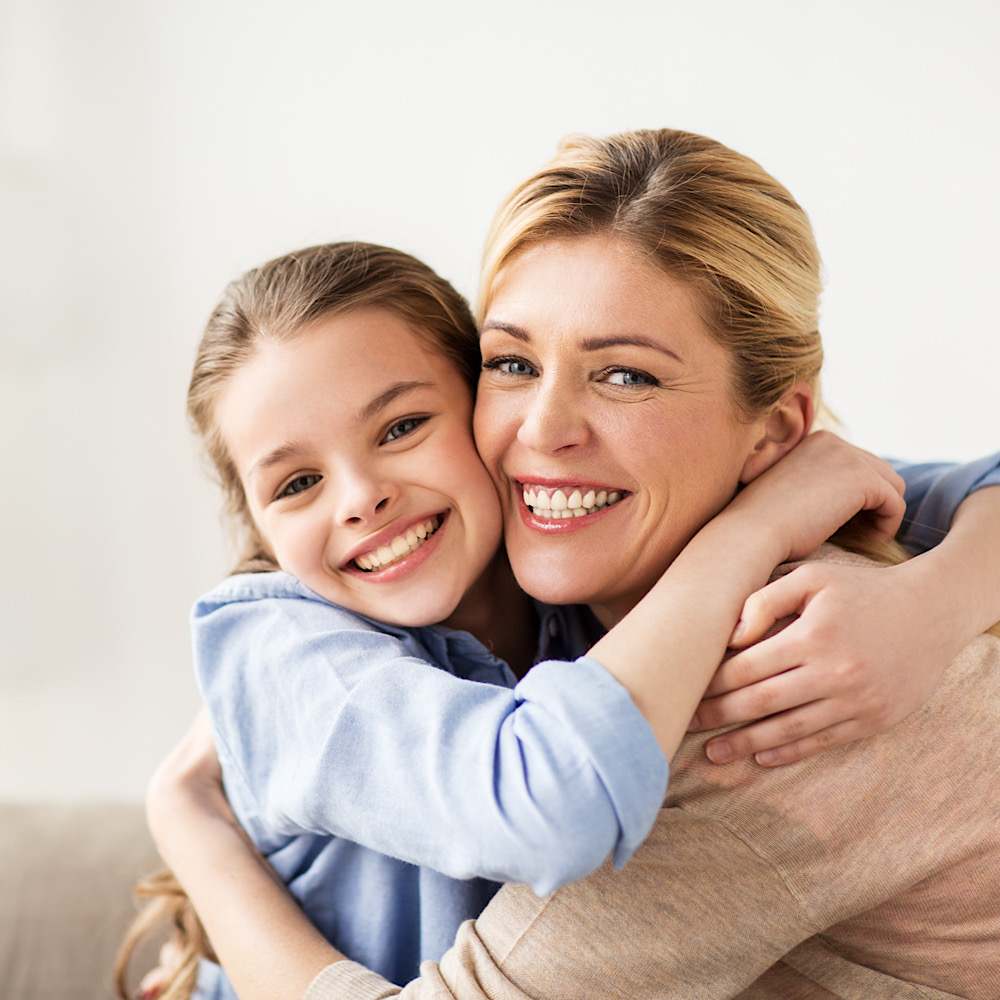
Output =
[{"x1": 0, "y1": 801, "x2": 162, "y2": 1000}]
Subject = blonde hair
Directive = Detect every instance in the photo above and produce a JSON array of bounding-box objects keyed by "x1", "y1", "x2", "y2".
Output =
[
  {"x1": 188, "y1": 241, "x2": 480, "y2": 573},
  {"x1": 480, "y1": 128, "x2": 824, "y2": 421},
  {"x1": 115, "y1": 242, "x2": 480, "y2": 1000}
]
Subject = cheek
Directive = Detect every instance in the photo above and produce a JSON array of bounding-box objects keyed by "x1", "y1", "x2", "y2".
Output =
[{"x1": 472, "y1": 390, "x2": 516, "y2": 473}]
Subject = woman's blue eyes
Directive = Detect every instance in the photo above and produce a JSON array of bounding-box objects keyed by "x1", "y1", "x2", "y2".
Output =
[
  {"x1": 483, "y1": 357, "x2": 657, "y2": 388},
  {"x1": 603, "y1": 368, "x2": 656, "y2": 387},
  {"x1": 483, "y1": 357, "x2": 536, "y2": 377}
]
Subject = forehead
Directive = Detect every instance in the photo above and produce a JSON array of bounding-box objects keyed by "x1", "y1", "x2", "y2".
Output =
[
  {"x1": 484, "y1": 235, "x2": 718, "y2": 355},
  {"x1": 215, "y1": 308, "x2": 471, "y2": 470}
]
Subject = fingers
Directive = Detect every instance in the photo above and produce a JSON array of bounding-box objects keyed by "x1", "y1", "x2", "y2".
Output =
[
  {"x1": 702, "y1": 701, "x2": 863, "y2": 765},
  {"x1": 697, "y1": 658, "x2": 822, "y2": 729},
  {"x1": 726, "y1": 567, "x2": 819, "y2": 652}
]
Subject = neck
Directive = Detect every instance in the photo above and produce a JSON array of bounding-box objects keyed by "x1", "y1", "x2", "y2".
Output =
[{"x1": 441, "y1": 551, "x2": 537, "y2": 679}]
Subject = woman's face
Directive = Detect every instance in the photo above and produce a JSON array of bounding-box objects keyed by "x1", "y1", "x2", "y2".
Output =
[{"x1": 474, "y1": 235, "x2": 769, "y2": 626}]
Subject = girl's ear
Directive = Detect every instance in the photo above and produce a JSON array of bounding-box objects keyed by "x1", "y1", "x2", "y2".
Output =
[{"x1": 740, "y1": 382, "x2": 814, "y2": 485}]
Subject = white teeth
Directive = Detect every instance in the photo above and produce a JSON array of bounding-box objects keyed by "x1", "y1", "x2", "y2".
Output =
[
  {"x1": 354, "y1": 517, "x2": 439, "y2": 572},
  {"x1": 520, "y1": 484, "x2": 625, "y2": 520}
]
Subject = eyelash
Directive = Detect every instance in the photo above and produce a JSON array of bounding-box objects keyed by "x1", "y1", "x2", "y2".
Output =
[
  {"x1": 277, "y1": 473, "x2": 321, "y2": 500},
  {"x1": 481, "y1": 356, "x2": 536, "y2": 377},
  {"x1": 382, "y1": 415, "x2": 429, "y2": 443},
  {"x1": 600, "y1": 367, "x2": 659, "y2": 388}
]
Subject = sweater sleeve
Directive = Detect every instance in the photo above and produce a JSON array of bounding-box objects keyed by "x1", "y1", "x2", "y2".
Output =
[
  {"x1": 893, "y1": 450, "x2": 1000, "y2": 553},
  {"x1": 194, "y1": 582, "x2": 666, "y2": 898}
]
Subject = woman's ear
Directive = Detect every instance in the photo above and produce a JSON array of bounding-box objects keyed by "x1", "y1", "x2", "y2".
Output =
[{"x1": 740, "y1": 382, "x2": 814, "y2": 484}]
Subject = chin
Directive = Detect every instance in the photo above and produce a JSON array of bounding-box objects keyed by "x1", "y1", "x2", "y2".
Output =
[{"x1": 511, "y1": 568, "x2": 606, "y2": 611}]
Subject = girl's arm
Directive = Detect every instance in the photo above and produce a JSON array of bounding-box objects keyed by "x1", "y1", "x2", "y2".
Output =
[
  {"x1": 587, "y1": 430, "x2": 907, "y2": 762},
  {"x1": 691, "y1": 453, "x2": 1000, "y2": 766}
]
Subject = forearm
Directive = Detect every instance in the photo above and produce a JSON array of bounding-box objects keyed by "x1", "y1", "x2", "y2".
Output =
[
  {"x1": 904, "y1": 484, "x2": 1000, "y2": 641},
  {"x1": 150, "y1": 788, "x2": 344, "y2": 1000},
  {"x1": 590, "y1": 508, "x2": 783, "y2": 760}
]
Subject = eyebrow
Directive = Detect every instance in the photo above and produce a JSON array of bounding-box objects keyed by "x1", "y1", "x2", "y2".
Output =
[
  {"x1": 357, "y1": 380, "x2": 434, "y2": 423},
  {"x1": 247, "y1": 442, "x2": 309, "y2": 482},
  {"x1": 245, "y1": 380, "x2": 434, "y2": 483},
  {"x1": 481, "y1": 321, "x2": 684, "y2": 364}
]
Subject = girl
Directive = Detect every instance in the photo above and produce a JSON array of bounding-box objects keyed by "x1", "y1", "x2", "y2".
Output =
[{"x1": 120, "y1": 239, "x2": 918, "y2": 1000}]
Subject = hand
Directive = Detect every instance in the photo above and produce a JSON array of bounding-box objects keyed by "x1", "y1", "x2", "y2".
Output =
[
  {"x1": 146, "y1": 709, "x2": 234, "y2": 859},
  {"x1": 136, "y1": 939, "x2": 184, "y2": 1000},
  {"x1": 729, "y1": 430, "x2": 906, "y2": 564},
  {"x1": 690, "y1": 558, "x2": 956, "y2": 766}
]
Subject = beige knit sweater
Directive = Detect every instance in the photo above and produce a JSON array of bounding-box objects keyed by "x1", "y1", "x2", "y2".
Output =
[{"x1": 305, "y1": 546, "x2": 1000, "y2": 1000}]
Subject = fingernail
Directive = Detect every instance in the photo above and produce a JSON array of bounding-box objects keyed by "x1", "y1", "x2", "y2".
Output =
[
  {"x1": 687, "y1": 713, "x2": 700, "y2": 731},
  {"x1": 756, "y1": 749, "x2": 778, "y2": 765},
  {"x1": 730, "y1": 619, "x2": 747, "y2": 644},
  {"x1": 706, "y1": 741, "x2": 731, "y2": 763}
]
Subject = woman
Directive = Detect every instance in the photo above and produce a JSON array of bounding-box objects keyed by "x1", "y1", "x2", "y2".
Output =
[{"x1": 147, "y1": 129, "x2": 1000, "y2": 998}]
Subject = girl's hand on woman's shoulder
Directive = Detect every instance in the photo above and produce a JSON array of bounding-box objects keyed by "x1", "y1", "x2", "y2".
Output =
[
  {"x1": 687, "y1": 559, "x2": 950, "y2": 765},
  {"x1": 692, "y1": 481, "x2": 1000, "y2": 767},
  {"x1": 728, "y1": 430, "x2": 907, "y2": 566}
]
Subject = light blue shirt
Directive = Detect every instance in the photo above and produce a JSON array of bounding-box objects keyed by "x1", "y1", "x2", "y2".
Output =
[
  {"x1": 193, "y1": 574, "x2": 665, "y2": 993},
  {"x1": 893, "y1": 451, "x2": 1000, "y2": 554}
]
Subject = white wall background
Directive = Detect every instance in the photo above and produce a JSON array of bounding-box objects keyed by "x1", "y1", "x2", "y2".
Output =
[{"x1": 1, "y1": 0, "x2": 997, "y2": 801}]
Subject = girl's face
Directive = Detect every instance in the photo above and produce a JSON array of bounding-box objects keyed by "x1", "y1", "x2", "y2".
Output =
[
  {"x1": 217, "y1": 308, "x2": 503, "y2": 628},
  {"x1": 474, "y1": 235, "x2": 769, "y2": 627}
]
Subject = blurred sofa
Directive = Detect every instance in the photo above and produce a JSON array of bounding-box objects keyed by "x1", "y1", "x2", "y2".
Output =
[{"x1": 0, "y1": 801, "x2": 162, "y2": 1000}]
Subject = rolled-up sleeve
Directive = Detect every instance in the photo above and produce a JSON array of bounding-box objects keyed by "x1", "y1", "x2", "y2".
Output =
[
  {"x1": 195, "y1": 580, "x2": 667, "y2": 898},
  {"x1": 893, "y1": 451, "x2": 1000, "y2": 553}
]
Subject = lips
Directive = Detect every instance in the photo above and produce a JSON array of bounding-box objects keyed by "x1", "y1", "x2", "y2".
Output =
[
  {"x1": 351, "y1": 515, "x2": 441, "y2": 572},
  {"x1": 520, "y1": 484, "x2": 625, "y2": 519}
]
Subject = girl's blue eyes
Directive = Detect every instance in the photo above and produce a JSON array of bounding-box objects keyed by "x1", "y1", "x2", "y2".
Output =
[
  {"x1": 279, "y1": 473, "x2": 321, "y2": 498},
  {"x1": 382, "y1": 416, "x2": 426, "y2": 442}
]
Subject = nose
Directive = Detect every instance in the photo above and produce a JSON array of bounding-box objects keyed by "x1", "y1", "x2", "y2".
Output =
[
  {"x1": 333, "y1": 462, "x2": 396, "y2": 525},
  {"x1": 516, "y1": 374, "x2": 591, "y2": 456}
]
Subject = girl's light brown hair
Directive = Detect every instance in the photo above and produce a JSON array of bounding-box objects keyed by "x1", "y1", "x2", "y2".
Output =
[{"x1": 115, "y1": 241, "x2": 479, "y2": 1000}]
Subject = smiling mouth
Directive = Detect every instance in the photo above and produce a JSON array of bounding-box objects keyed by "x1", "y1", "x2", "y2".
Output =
[
  {"x1": 353, "y1": 516, "x2": 441, "y2": 572},
  {"x1": 521, "y1": 484, "x2": 625, "y2": 519}
]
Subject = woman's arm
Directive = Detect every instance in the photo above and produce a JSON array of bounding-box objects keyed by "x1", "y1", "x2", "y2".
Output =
[
  {"x1": 146, "y1": 713, "x2": 346, "y2": 1000},
  {"x1": 692, "y1": 457, "x2": 1000, "y2": 765}
]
